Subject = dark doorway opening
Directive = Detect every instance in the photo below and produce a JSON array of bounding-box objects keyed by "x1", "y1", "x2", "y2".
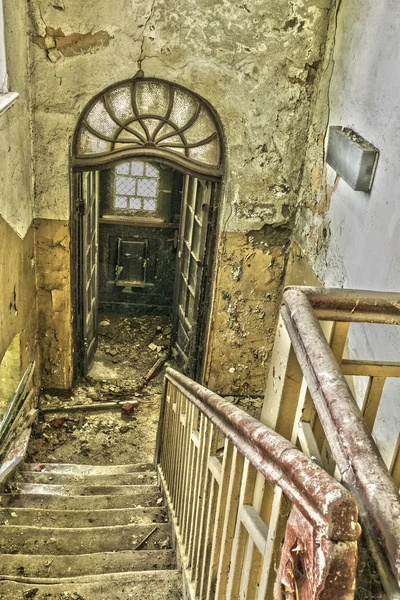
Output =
[
  {"x1": 71, "y1": 77, "x2": 224, "y2": 384},
  {"x1": 73, "y1": 161, "x2": 217, "y2": 382}
]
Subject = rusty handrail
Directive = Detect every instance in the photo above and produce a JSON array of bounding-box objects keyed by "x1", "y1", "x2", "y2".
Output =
[
  {"x1": 163, "y1": 367, "x2": 360, "y2": 542},
  {"x1": 282, "y1": 286, "x2": 400, "y2": 592},
  {"x1": 287, "y1": 285, "x2": 400, "y2": 323}
]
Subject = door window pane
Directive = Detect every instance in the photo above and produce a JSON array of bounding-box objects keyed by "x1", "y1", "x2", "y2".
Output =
[
  {"x1": 116, "y1": 163, "x2": 129, "y2": 174},
  {"x1": 114, "y1": 161, "x2": 159, "y2": 213}
]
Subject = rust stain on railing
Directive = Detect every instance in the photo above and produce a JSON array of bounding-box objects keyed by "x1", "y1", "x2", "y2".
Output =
[
  {"x1": 156, "y1": 367, "x2": 361, "y2": 599},
  {"x1": 280, "y1": 286, "x2": 400, "y2": 597}
]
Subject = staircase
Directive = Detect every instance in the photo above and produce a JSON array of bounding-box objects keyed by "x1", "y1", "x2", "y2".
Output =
[{"x1": 0, "y1": 462, "x2": 182, "y2": 599}]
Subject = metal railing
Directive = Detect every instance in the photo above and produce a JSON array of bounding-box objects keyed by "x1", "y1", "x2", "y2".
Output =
[
  {"x1": 0, "y1": 362, "x2": 37, "y2": 489},
  {"x1": 262, "y1": 286, "x2": 400, "y2": 598},
  {"x1": 156, "y1": 367, "x2": 360, "y2": 599}
]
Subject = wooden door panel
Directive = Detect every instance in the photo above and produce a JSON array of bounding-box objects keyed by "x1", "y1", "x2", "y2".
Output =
[
  {"x1": 80, "y1": 171, "x2": 99, "y2": 374},
  {"x1": 172, "y1": 176, "x2": 213, "y2": 375}
]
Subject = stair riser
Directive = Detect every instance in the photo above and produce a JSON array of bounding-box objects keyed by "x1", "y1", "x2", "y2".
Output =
[
  {"x1": 0, "y1": 523, "x2": 172, "y2": 554},
  {"x1": 18, "y1": 471, "x2": 158, "y2": 486},
  {"x1": 0, "y1": 549, "x2": 176, "y2": 578},
  {"x1": 0, "y1": 507, "x2": 167, "y2": 527},
  {"x1": 12, "y1": 483, "x2": 159, "y2": 496}
]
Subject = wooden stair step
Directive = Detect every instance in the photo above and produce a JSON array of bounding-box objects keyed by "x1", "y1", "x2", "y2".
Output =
[
  {"x1": 0, "y1": 506, "x2": 167, "y2": 528},
  {"x1": 18, "y1": 470, "x2": 157, "y2": 486},
  {"x1": 9, "y1": 482, "x2": 159, "y2": 496},
  {"x1": 23, "y1": 462, "x2": 154, "y2": 475},
  {"x1": 0, "y1": 569, "x2": 182, "y2": 599},
  {"x1": 0, "y1": 549, "x2": 176, "y2": 578},
  {"x1": 0, "y1": 491, "x2": 163, "y2": 510},
  {"x1": 0, "y1": 523, "x2": 172, "y2": 554}
]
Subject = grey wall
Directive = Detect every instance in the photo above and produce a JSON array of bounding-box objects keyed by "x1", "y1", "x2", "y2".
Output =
[{"x1": 296, "y1": 0, "x2": 400, "y2": 465}]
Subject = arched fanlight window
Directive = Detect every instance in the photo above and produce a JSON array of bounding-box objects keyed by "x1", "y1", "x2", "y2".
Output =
[{"x1": 72, "y1": 78, "x2": 223, "y2": 180}]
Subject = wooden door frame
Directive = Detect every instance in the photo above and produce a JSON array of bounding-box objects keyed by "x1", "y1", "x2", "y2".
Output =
[
  {"x1": 170, "y1": 177, "x2": 219, "y2": 381},
  {"x1": 70, "y1": 162, "x2": 221, "y2": 383}
]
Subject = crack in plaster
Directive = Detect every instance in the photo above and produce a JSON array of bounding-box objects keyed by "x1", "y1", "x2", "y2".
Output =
[{"x1": 137, "y1": 0, "x2": 157, "y2": 70}]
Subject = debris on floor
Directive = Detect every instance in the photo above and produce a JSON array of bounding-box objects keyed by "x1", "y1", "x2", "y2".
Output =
[{"x1": 28, "y1": 315, "x2": 175, "y2": 465}]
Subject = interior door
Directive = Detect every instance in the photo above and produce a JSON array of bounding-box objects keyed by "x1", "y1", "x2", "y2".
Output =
[
  {"x1": 79, "y1": 171, "x2": 99, "y2": 374},
  {"x1": 173, "y1": 176, "x2": 213, "y2": 375}
]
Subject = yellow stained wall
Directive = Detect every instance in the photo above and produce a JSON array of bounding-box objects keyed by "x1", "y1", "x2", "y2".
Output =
[
  {"x1": 34, "y1": 219, "x2": 72, "y2": 389},
  {"x1": 204, "y1": 232, "x2": 286, "y2": 396},
  {"x1": 0, "y1": 0, "x2": 38, "y2": 388},
  {"x1": 0, "y1": 217, "x2": 37, "y2": 376}
]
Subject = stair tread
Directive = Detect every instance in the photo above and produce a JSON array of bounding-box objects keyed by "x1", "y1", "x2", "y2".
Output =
[
  {"x1": 0, "y1": 569, "x2": 182, "y2": 599},
  {"x1": 0, "y1": 522, "x2": 172, "y2": 554},
  {"x1": 10, "y1": 482, "x2": 160, "y2": 496},
  {"x1": 0, "y1": 549, "x2": 176, "y2": 578},
  {"x1": 23, "y1": 462, "x2": 155, "y2": 475},
  {"x1": 18, "y1": 470, "x2": 157, "y2": 486},
  {"x1": 0, "y1": 506, "x2": 167, "y2": 527},
  {"x1": 0, "y1": 492, "x2": 162, "y2": 509}
]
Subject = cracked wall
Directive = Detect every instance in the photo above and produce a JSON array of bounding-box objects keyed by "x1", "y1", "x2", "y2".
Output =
[
  {"x1": 28, "y1": 0, "x2": 332, "y2": 392},
  {"x1": 0, "y1": 0, "x2": 38, "y2": 386}
]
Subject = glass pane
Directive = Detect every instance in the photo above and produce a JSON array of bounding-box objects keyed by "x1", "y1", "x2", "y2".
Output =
[
  {"x1": 131, "y1": 161, "x2": 144, "y2": 176},
  {"x1": 187, "y1": 179, "x2": 197, "y2": 208},
  {"x1": 169, "y1": 88, "x2": 198, "y2": 129},
  {"x1": 184, "y1": 106, "x2": 216, "y2": 144},
  {"x1": 195, "y1": 184, "x2": 205, "y2": 218},
  {"x1": 78, "y1": 128, "x2": 110, "y2": 155},
  {"x1": 116, "y1": 176, "x2": 135, "y2": 195},
  {"x1": 188, "y1": 257, "x2": 197, "y2": 289},
  {"x1": 184, "y1": 209, "x2": 194, "y2": 243},
  {"x1": 135, "y1": 81, "x2": 171, "y2": 116},
  {"x1": 179, "y1": 275, "x2": 187, "y2": 307},
  {"x1": 137, "y1": 178, "x2": 157, "y2": 197},
  {"x1": 143, "y1": 118, "x2": 161, "y2": 138},
  {"x1": 107, "y1": 84, "x2": 134, "y2": 122},
  {"x1": 115, "y1": 196, "x2": 128, "y2": 208},
  {"x1": 192, "y1": 220, "x2": 201, "y2": 257},
  {"x1": 155, "y1": 123, "x2": 176, "y2": 141},
  {"x1": 187, "y1": 291, "x2": 195, "y2": 323},
  {"x1": 129, "y1": 198, "x2": 142, "y2": 209},
  {"x1": 143, "y1": 199, "x2": 156, "y2": 211},
  {"x1": 86, "y1": 100, "x2": 118, "y2": 138},
  {"x1": 116, "y1": 163, "x2": 129, "y2": 175},
  {"x1": 177, "y1": 321, "x2": 189, "y2": 354},
  {"x1": 182, "y1": 245, "x2": 190, "y2": 277},
  {"x1": 189, "y1": 138, "x2": 220, "y2": 166},
  {"x1": 145, "y1": 163, "x2": 159, "y2": 177}
]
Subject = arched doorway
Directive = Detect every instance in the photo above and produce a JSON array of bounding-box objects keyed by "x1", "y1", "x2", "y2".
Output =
[{"x1": 71, "y1": 77, "x2": 224, "y2": 381}]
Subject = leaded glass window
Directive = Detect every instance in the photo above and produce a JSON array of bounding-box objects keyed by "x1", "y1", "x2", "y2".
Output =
[
  {"x1": 114, "y1": 161, "x2": 159, "y2": 213},
  {"x1": 73, "y1": 78, "x2": 223, "y2": 180}
]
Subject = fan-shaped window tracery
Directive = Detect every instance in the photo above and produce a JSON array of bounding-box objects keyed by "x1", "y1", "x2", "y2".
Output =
[{"x1": 73, "y1": 78, "x2": 223, "y2": 179}]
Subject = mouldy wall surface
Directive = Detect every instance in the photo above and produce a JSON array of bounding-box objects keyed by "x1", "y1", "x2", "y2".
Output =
[
  {"x1": 0, "y1": 1, "x2": 38, "y2": 379},
  {"x1": 293, "y1": 0, "x2": 400, "y2": 465},
  {"x1": 28, "y1": 0, "x2": 332, "y2": 392},
  {"x1": 0, "y1": 218, "x2": 37, "y2": 377},
  {"x1": 204, "y1": 230, "x2": 287, "y2": 395}
]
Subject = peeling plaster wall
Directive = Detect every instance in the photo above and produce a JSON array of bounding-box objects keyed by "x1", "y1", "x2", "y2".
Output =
[
  {"x1": 294, "y1": 0, "x2": 400, "y2": 464},
  {"x1": 204, "y1": 230, "x2": 287, "y2": 395},
  {"x1": 0, "y1": 217, "x2": 37, "y2": 378},
  {"x1": 34, "y1": 219, "x2": 72, "y2": 389},
  {"x1": 0, "y1": 0, "x2": 33, "y2": 238},
  {"x1": 0, "y1": 1, "x2": 38, "y2": 383},
  {"x1": 28, "y1": 0, "x2": 332, "y2": 392}
]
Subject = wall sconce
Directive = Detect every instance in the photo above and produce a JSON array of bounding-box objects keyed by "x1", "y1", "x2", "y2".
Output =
[{"x1": 326, "y1": 126, "x2": 379, "y2": 192}]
